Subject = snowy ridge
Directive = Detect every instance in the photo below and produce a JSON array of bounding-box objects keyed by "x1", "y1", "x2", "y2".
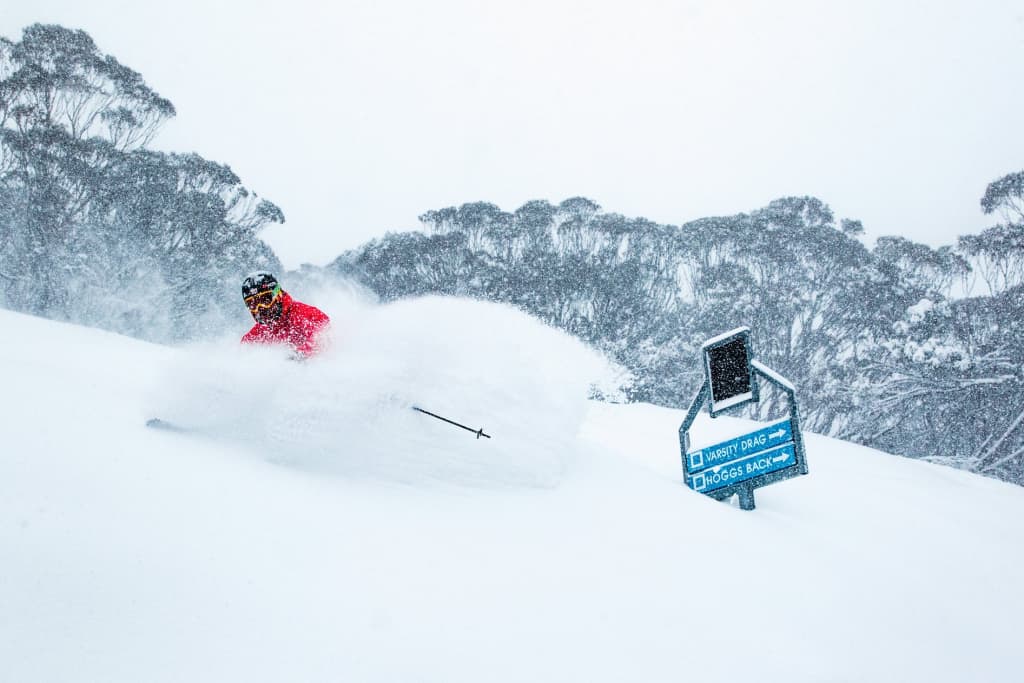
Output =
[{"x1": 1, "y1": 298, "x2": 1023, "y2": 683}]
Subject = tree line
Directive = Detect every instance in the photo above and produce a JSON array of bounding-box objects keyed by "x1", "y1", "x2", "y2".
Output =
[{"x1": 327, "y1": 192, "x2": 1024, "y2": 485}]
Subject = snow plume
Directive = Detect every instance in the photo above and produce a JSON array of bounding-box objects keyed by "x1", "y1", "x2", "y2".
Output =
[{"x1": 148, "y1": 295, "x2": 619, "y2": 487}]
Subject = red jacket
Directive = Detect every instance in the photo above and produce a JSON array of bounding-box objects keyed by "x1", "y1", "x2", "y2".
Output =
[{"x1": 241, "y1": 292, "x2": 330, "y2": 357}]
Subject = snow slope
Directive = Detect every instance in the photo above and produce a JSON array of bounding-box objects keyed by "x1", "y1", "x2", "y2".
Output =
[{"x1": 2, "y1": 299, "x2": 1023, "y2": 683}]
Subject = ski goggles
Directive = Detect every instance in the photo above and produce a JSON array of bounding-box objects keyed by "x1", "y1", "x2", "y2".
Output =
[{"x1": 244, "y1": 285, "x2": 281, "y2": 311}]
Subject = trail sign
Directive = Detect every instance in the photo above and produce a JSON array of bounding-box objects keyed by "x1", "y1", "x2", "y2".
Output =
[
  {"x1": 686, "y1": 419, "x2": 797, "y2": 495},
  {"x1": 686, "y1": 418, "x2": 793, "y2": 474},
  {"x1": 678, "y1": 327, "x2": 808, "y2": 510}
]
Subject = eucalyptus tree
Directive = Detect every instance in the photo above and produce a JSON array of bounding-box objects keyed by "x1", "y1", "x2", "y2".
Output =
[
  {"x1": 0, "y1": 24, "x2": 282, "y2": 340},
  {"x1": 0, "y1": 24, "x2": 174, "y2": 314}
]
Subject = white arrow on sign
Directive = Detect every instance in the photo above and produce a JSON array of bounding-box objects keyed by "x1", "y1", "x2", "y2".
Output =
[
  {"x1": 771, "y1": 452, "x2": 792, "y2": 464},
  {"x1": 768, "y1": 428, "x2": 786, "y2": 441}
]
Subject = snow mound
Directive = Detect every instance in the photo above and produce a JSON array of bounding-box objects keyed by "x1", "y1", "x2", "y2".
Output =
[{"x1": 149, "y1": 295, "x2": 618, "y2": 487}]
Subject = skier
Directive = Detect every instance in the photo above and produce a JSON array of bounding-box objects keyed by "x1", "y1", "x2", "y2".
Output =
[{"x1": 240, "y1": 272, "x2": 330, "y2": 358}]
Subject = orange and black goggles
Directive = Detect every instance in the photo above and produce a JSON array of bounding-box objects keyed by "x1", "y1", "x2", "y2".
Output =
[{"x1": 244, "y1": 285, "x2": 282, "y2": 311}]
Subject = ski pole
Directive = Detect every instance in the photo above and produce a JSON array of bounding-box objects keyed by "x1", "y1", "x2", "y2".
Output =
[{"x1": 412, "y1": 406, "x2": 491, "y2": 439}]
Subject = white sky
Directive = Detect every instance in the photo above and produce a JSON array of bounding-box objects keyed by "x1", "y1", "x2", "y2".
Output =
[{"x1": 4, "y1": 0, "x2": 1023, "y2": 268}]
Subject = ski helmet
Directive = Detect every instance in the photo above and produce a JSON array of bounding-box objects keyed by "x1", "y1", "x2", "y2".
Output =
[{"x1": 242, "y1": 272, "x2": 279, "y2": 299}]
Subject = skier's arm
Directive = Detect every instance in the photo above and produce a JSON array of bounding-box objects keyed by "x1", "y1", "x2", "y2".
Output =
[{"x1": 293, "y1": 310, "x2": 330, "y2": 357}]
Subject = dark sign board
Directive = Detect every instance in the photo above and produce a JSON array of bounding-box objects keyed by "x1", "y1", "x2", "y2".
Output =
[{"x1": 702, "y1": 328, "x2": 758, "y2": 417}]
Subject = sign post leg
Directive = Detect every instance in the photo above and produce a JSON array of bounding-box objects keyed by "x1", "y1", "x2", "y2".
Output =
[{"x1": 737, "y1": 485, "x2": 756, "y2": 511}]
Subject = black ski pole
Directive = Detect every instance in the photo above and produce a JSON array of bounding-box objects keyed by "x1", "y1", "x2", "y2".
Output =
[{"x1": 412, "y1": 406, "x2": 491, "y2": 439}]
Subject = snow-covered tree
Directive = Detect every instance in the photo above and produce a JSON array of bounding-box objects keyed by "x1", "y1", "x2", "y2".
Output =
[{"x1": 0, "y1": 24, "x2": 282, "y2": 340}]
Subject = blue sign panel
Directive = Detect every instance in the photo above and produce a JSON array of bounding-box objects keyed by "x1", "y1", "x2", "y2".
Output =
[
  {"x1": 688, "y1": 443, "x2": 796, "y2": 494},
  {"x1": 685, "y1": 419, "x2": 793, "y2": 474}
]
